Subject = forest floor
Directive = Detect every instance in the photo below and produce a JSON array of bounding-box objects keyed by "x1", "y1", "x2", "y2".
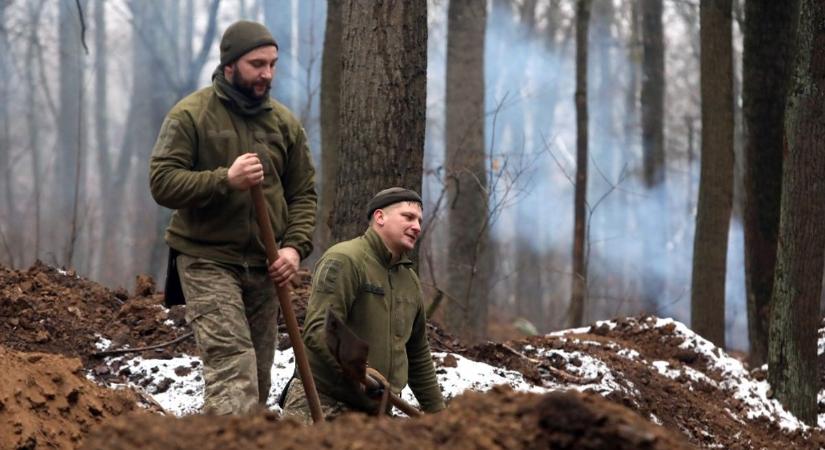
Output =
[{"x1": 2, "y1": 262, "x2": 824, "y2": 449}]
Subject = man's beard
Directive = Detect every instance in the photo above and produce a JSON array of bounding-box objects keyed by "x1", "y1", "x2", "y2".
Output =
[{"x1": 231, "y1": 71, "x2": 271, "y2": 100}]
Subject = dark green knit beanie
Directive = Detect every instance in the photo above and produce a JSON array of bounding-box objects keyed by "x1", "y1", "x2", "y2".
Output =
[{"x1": 220, "y1": 20, "x2": 278, "y2": 66}]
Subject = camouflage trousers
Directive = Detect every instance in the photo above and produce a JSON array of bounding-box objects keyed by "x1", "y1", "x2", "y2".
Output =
[
  {"x1": 177, "y1": 254, "x2": 279, "y2": 415},
  {"x1": 281, "y1": 378, "x2": 351, "y2": 424}
]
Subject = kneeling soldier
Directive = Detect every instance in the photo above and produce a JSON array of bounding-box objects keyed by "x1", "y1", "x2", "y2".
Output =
[{"x1": 282, "y1": 187, "x2": 445, "y2": 421}]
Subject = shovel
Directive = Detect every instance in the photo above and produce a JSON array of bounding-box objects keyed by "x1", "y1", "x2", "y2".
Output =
[
  {"x1": 324, "y1": 309, "x2": 423, "y2": 418},
  {"x1": 250, "y1": 185, "x2": 323, "y2": 423}
]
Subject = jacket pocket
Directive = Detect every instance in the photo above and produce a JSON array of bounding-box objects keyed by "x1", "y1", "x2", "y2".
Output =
[{"x1": 393, "y1": 296, "x2": 418, "y2": 339}]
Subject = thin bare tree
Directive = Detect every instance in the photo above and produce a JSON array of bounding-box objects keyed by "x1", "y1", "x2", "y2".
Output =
[
  {"x1": 569, "y1": 0, "x2": 591, "y2": 328},
  {"x1": 691, "y1": 0, "x2": 734, "y2": 348}
]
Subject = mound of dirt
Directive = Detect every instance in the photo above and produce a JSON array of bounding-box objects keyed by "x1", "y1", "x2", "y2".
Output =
[
  {"x1": 463, "y1": 316, "x2": 825, "y2": 449},
  {"x1": 0, "y1": 346, "x2": 153, "y2": 449},
  {"x1": 0, "y1": 262, "x2": 195, "y2": 360},
  {"x1": 81, "y1": 386, "x2": 693, "y2": 450}
]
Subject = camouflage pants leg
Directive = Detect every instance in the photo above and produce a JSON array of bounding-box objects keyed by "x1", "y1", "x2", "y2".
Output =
[
  {"x1": 177, "y1": 254, "x2": 278, "y2": 415},
  {"x1": 281, "y1": 378, "x2": 351, "y2": 424}
]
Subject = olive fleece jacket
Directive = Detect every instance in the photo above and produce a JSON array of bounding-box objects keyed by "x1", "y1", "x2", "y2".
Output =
[
  {"x1": 301, "y1": 228, "x2": 445, "y2": 413},
  {"x1": 149, "y1": 81, "x2": 317, "y2": 265}
]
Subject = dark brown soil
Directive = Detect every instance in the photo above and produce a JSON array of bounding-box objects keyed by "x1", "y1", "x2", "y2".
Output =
[
  {"x1": 463, "y1": 317, "x2": 825, "y2": 449},
  {"x1": 82, "y1": 386, "x2": 695, "y2": 450},
  {"x1": 0, "y1": 261, "x2": 195, "y2": 360}
]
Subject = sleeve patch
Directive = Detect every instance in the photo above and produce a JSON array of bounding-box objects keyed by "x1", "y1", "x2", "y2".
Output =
[
  {"x1": 152, "y1": 117, "x2": 181, "y2": 157},
  {"x1": 315, "y1": 259, "x2": 343, "y2": 293}
]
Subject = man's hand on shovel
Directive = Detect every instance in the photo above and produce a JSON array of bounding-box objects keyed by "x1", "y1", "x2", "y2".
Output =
[
  {"x1": 324, "y1": 310, "x2": 423, "y2": 418},
  {"x1": 268, "y1": 247, "x2": 300, "y2": 287}
]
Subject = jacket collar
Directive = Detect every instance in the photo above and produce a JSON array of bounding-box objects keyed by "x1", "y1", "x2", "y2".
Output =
[
  {"x1": 212, "y1": 65, "x2": 273, "y2": 117},
  {"x1": 364, "y1": 227, "x2": 412, "y2": 268}
]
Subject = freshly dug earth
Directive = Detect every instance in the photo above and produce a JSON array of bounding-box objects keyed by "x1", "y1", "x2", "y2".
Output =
[
  {"x1": 0, "y1": 262, "x2": 195, "y2": 360},
  {"x1": 3, "y1": 262, "x2": 824, "y2": 449},
  {"x1": 82, "y1": 386, "x2": 695, "y2": 450},
  {"x1": 0, "y1": 346, "x2": 152, "y2": 449},
  {"x1": 463, "y1": 317, "x2": 825, "y2": 449}
]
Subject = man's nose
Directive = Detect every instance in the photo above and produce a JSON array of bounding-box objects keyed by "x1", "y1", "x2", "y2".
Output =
[
  {"x1": 262, "y1": 66, "x2": 273, "y2": 80},
  {"x1": 411, "y1": 221, "x2": 421, "y2": 234}
]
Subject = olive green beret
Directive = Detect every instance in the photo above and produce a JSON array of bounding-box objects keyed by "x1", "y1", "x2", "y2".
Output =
[{"x1": 367, "y1": 187, "x2": 422, "y2": 219}]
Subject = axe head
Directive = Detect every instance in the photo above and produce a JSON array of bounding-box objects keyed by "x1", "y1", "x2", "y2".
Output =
[{"x1": 325, "y1": 309, "x2": 370, "y2": 383}]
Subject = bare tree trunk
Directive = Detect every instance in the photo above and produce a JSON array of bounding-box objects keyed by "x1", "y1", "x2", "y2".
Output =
[
  {"x1": 0, "y1": 0, "x2": 14, "y2": 266},
  {"x1": 622, "y1": 0, "x2": 641, "y2": 307},
  {"x1": 444, "y1": 0, "x2": 489, "y2": 342},
  {"x1": 742, "y1": 0, "x2": 798, "y2": 367},
  {"x1": 331, "y1": 0, "x2": 427, "y2": 242},
  {"x1": 58, "y1": 0, "x2": 87, "y2": 265},
  {"x1": 26, "y1": 2, "x2": 46, "y2": 264},
  {"x1": 317, "y1": 0, "x2": 342, "y2": 254},
  {"x1": 569, "y1": 0, "x2": 591, "y2": 328},
  {"x1": 768, "y1": 0, "x2": 824, "y2": 426},
  {"x1": 91, "y1": 0, "x2": 110, "y2": 277},
  {"x1": 640, "y1": 0, "x2": 666, "y2": 315},
  {"x1": 691, "y1": 0, "x2": 734, "y2": 348}
]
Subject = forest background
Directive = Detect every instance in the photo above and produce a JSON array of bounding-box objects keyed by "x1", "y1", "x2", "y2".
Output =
[{"x1": 0, "y1": 0, "x2": 800, "y2": 354}]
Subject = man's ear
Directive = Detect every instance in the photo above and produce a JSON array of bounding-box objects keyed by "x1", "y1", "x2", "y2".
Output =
[
  {"x1": 224, "y1": 63, "x2": 235, "y2": 79},
  {"x1": 374, "y1": 209, "x2": 385, "y2": 226}
]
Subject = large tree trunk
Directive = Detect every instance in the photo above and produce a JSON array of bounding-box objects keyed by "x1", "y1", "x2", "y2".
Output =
[
  {"x1": 768, "y1": 0, "x2": 824, "y2": 426},
  {"x1": 569, "y1": 0, "x2": 591, "y2": 328},
  {"x1": 331, "y1": 0, "x2": 427, "y2": 242},
  {"x1": 742, "y1": 0, "x2": 798, "y2": 367},
  {"x1": 640, "y1": 0, "x2": 666, "y2": 315},
  {"x1": 317, "y1": 0, "x2": 343, "y2": 254},
  {"x1": 443, "y1": 0, "x2": 489, "y2": 343},
  {"x1": 691, "y1": 0, "x2": 734, "y2": 348}
]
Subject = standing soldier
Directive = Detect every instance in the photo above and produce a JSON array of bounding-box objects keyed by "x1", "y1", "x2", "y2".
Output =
[
  {"x1": 149, "y1": 20, "x2": 317, "y2": 415},
  {"x1": 282, "y1": 187, "x2": 445, "y2": 422}
]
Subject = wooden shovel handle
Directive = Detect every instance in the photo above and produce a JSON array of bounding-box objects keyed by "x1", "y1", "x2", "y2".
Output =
[
  {"x1": 250, "y1": 185, "x2": 323, "y2": 424},
  {"x1": 363, "y1": 373, "x2": 423, "y2": 418}
]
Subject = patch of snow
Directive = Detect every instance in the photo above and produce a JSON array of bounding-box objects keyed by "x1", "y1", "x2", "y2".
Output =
[
  {"x1": 617, "y1": 348, "x2": 640, "y2": 360},
  {"x1": 819, "y1": 331, "x2": 825, "y2": 356},
  {"x1": 265, "y1": 348, "x2": 298, "y2": 412},
  {"x1": 651, "y1": 360, "x2": 715, "y2": 387},
  {"x1": 652, "y1": 317, "x2": 807, "y2": 432},
  {"x1": 117, "y1": 355, "x2": 204, "y2": 416},
  {"x1": 94, "y1": 335, "x2": 112, "y2": 351},
  {"x1": 399, "y1": 352, "x2": 544, "y2": 411}
]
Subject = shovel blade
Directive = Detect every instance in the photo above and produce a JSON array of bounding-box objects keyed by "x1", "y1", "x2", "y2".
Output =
[{"x1": 325, "y1": 309, "x2": 369, "y2": 383}]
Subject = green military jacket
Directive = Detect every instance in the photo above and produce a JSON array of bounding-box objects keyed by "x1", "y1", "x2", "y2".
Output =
[
  {"x1": 149, "y1": 81, "x2": 316, "y2": 265},
  {"x1": 302, "y1": 228, "x2": 445, "y2": 413}
]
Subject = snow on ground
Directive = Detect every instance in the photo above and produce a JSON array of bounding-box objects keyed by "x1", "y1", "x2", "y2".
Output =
[{"x1": 90, "y1": 317, "x2": 824, "y2": 431}]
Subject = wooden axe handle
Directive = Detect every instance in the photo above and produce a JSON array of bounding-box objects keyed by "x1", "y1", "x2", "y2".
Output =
[{"x1": 250, "y1": 185, "x2": 323, "y2": 424}]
